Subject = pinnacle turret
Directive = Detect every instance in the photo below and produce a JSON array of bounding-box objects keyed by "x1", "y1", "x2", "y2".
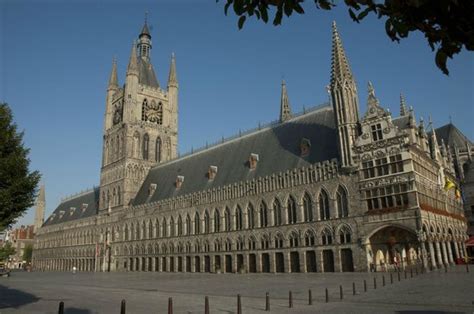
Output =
[
  {"x1": 279, "y1": 80, "x2": 292, "y2": 122},
  {"x1": 127, "y1": 41, "x2": 139, "y2": 75},
  {"x1": 400, "y1": 93, "x2": 408, "y2": 116},
  {"x1": 168, "y1": 53, "x2": 178, "y2": 88},
  {"x1": 330, "y1": 21, "x2": 354, "y2": 85},
  {"x1": 108, "y1": 57, "x2": 118, "y2": 89}
]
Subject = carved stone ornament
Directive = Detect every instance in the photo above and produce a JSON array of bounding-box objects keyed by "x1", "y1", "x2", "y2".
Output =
[
  {"x1": 383, "y1": 127, "x2": 391, "y2": 134},
  {"x1": 375, "y1": 150, "x2": 386, "y2": 158},
  {"x1": 362, "y1": 133, "x2": 369, "y2": 140},
  {"x1": 389, "y1": 147, "x2": 400, "y2": 155},
  {"x1": 145, "y1": 102, "x2": 162, "y2": 124},
  {"x1": 113, "y1": 102, "x2": 123, "y2": 125},
  {"x1": 362, "y1": 153, "x2": 372, "y2": 161},
  {"x1": 369, "y1": 107, "x2": 376, "y2": 114}
]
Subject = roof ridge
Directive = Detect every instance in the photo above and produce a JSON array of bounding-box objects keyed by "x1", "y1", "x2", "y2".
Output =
[{"x1": 151, "y1": 103, "x2": 332, "y2": 170}]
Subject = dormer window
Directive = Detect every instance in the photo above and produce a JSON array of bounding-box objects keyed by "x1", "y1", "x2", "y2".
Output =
[
  {"x1": 176, "y1": 175, "x2": 184, "y2": 189},
  {"x1": 148, "y1": 183, "x2": 157, "y2": 196},
  {"x1": 69, "y1": 207, "x2": 76, "y2": 216},
  {"x1": 81, "y1": 203, "x2": 88, "y2": 213},
  {"x1": 300, "y1": 138, "x2": 311, "y2": 157},
  {"x1": 249, "y1": 153, "x2": 259, "y2": 170},
  {"x1": 208, "y1": 166, "x2": 218, "y2": 180},
  {"x1": 371, "y1": 123, "x2": 383, "y2": 141},
  {"x1": 59, "y1": 210, "x2": 65, "y2": 219}
]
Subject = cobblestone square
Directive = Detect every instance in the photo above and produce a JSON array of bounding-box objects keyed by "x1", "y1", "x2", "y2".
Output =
[{"x1": 1, "y1": 266, "x2": 473, "y2": 314}]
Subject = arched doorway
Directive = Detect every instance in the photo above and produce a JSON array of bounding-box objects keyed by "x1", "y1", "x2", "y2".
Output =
[{"x1": 367, "y1": 225, "x2": 418, "y2": 272}]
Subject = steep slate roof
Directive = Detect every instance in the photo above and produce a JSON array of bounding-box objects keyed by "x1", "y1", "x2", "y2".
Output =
[
  {"x1": 133, "y1": 105, "x2": 338, "y2": 205},
  {"x1": 392, "y1": 116, "x2": 410, "y2": 130},
  {"x1": 431, "y1": 123, "x2": 473, "y2": 148},
  {"x1": 138, "y1": 58, "x2": 159, "y2": 88},
  {"x1": 43, "y1": 188, "x2": 99, "y2": 227}
]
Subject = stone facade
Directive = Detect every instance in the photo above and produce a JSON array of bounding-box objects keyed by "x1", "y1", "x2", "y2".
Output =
[{"x1": 32, "y1": 21, "x2": 471, "y2": 273}]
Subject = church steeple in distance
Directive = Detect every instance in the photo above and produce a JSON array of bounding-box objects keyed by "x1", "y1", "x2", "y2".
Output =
[
  {"x1": 34, "y1": 184, "x2": 46, "y2": 233},
  {"x1": 329, "y1": 21, "x2": 360, "y2": 169},
  {"x1": 280, "y1": 80, "x2": 292, "y2": 122},
  {"x1": 108, "y1": 57, "x2": 118, "y2": 89},
  {"x1": 168, "y1": 53, "x2": 178, "y2": 88}
]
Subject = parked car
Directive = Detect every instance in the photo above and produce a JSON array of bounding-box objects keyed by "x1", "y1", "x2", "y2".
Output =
[{"x1": 0, "y1": 263, "x2": 11, "y2": 277}]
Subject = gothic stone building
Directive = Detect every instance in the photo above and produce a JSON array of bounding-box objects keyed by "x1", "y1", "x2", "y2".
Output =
[{"x1": 33, "y1": 21, "x2": 471, "y2": 274}]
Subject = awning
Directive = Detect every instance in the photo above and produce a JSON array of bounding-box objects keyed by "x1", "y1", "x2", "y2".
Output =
[{"x1": 466, "y1": 236, "x2": 474, "y2": 247}]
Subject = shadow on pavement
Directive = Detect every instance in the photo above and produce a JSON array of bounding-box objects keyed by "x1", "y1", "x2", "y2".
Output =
[
  {"x1": 0, "y1": 284, "x2": 40, "y2": 309},
  {"x1": 396, "y1": 311, "x2": 465, "y2": 314},
  {"x1": 65, "y1": 307, "x2": 94, "y2": 314}
]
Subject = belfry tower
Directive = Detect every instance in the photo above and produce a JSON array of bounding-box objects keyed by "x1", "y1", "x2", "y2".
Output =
[
  {"x1": 329, "y1": 22, "x2": 360, "y2": 169},
  {"x1": 99, "y1": 19, "x2": 179, "y2": 212}
]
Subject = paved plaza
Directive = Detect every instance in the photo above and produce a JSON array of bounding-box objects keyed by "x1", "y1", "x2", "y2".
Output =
[{"x1": 0, "y1": 266, "x2": 473, "y2": 314}]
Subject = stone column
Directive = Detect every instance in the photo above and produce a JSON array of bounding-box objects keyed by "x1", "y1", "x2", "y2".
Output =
[
  {"x1": 420, "y1": 242, "x2": 428, "y2": 270},
  {"x1": 446, "y1": 242, "x2": 454, "y2": 264},
  {"x1": 269, "y1": 207, "x2": 275, "y2": 227},
  {"x1": 428, "y1": 242, "x2": 437, "y2": 269},
  {"x1": 334, "y1": 248, "x2": 342, "y2": 272},
  {"x1": 441, "y1": 242, "x2": 449, "y2": 266},
  {"x1": 270, "y1": 252, "x2": 276, "y2": 273},
  {"x1": 454, "y1": 241, "x2": 460, "y2": 259},
  {"x1": 435, "y1": 242, "x2": 443, "y2": 267}
]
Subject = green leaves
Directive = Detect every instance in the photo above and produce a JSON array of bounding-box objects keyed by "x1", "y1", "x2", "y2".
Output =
[
  {"x1": 217, "y1": 0, "x2": 473, "y2": 75},
  {"x1": 0, "y1": 103, "x2": 41, "y2": 230},
  {"x1": 238, "y1": 15, "x2": 246, "y2": 29}
]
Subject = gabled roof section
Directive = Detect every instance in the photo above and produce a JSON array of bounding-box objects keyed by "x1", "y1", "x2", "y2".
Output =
[
  {"x1": 43, "y1": 188, "x2": 99, "y2": 227},
  {"x1": 133, "y1": 105, "x2": 338, "y2": 205},
  {"x1": 430, "y1": 123, "x2": 473, "y2": 148},
  {"x1": 138, "y1": 58, "x2": 159, "y2": 88}
]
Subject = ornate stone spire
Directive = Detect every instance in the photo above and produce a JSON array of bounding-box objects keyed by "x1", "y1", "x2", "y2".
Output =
[
  {"x1": 167, "y1": 53, "x2": 178, "y2": 88},
  {"x1": 108, "y1": 57, "x2": 118, "y2": 89},
  {"x1": 429, "y1": 116, "x2": 440, "y2": 161},
  {"x1": 408, "y1": 106, "x2": 416, "y2": 128},
  {"x1": 127, "y1": 41, "x2": 139, "y2": 75},
  {"x1": 366, "y1": 81, "x2": 380, "y2": 108},
  {"x1": 137, "y1": 13, "x2": 152, "y2": 61},
  {"x1": 34, "y1": 184, "x2": 45, "y2": 233},
  {"x1": 400, "y1": 93, "x2": 408, "y2": 116},
  {"x1": 280, "y1": 80, "x2": 292, "y2": 122},
  {"x1": 330, "y1": 21, "x2": 354, "y2": 85},
  {"x1": 418, "y1": 117, "x2": 427, "y2": 138}
]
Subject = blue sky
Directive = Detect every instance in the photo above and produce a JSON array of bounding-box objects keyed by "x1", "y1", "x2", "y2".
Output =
[{"x1": 1, "y1": 0, "x2": 473, "y2": 227}]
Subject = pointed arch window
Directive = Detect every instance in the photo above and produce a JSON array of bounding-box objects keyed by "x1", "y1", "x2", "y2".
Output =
[
  {"x1": 304, "y1": 230, "x2": 315, "y2": 246},
  {"x1": 224, "y1": 207, "x2": 231, "y2": 231},
  {"x1": 143, "y1": 133, "x2": 149, "y2": 160},
  {"x1": 235, "y1": 206, "x2": 243, "y2": 230},
  {"x1": 194, "y1": 212, "x2": 201, "y2": 235},
  {"x1": 336, "y1": 186, "x2": 349, "y2": 218},
  {"x1": 162, "y1": 218, "x2": 167, "y2": 237},
  {"x1": 186, "y1": 215, "x2": 191, "y2": 235},
  {"x1": 319, "y1": 190, "x2": 330, "y2": 220},
  {"x1": 287, "y1": 196, "x2": 297, "y2": 224},
  {"x1": 169, "y1": 217, "x2": 175, "y2": 237},
  {"x1": 273, "y1": 199, "x2": 282, "y2": 226},
  {"x1": 132, "y1": 132, "x2": 140, "y2": 158},
  {"x1": 141, "y1": 99, "x2": 148, "y2": 121},
  {"x1": 274, "y1": 234, "x2": 284, "y2": 249},
  {"x1": 155, "y1": 137, "x2": 162, "y2": 162},
  {"x1": 177, "y1": 216, "x2": 183, "y2": 236},
  {"x1": 117, "y1": 186, "x2": 121, "y2": 205},
  {"x1": 321, "y1": 228, "x2": 333, "y2": 245},
  {"x1": 289, "y1": 232, "x2": 299, "y2": 247},
  {"x1": 339, "y1": 226, "x2": 352, "y2": 244},
  {"x1": 259, "y1": 201, "x2": 268, "y2": 227},
  {"x1": 204, "y1": 211, "x2": 210, "y2": 234},
  {"x1": 213, "y1": 209, "x2": 220, "y2": 233},
  {"x1": 247, "y1": 203, "x2": 255, "y2": 229},
  {"x1": 303, "y1": 193, "x2": 313, "y2": 222}
]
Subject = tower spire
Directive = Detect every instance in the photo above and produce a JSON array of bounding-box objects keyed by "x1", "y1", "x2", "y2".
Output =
[
  {"x1": 137, "y1": 13, "x2": 152, "y2": 61},
  {"x1": 400, "y1": 93, "x2": 408, "y2": 116},
  {"x1": 34, "y1": 184, "x2": 45, "y2": 233},
  {"x1": 280, "y1": 80, "x2": 292, "y2": 122},
  {"x1": 168, "y1": 53, "x2": 178, "y2": 88},
  {"x1": 331, "y1": 21, "x2": 354, "y2": 85},
  {"x1": 108, "y1": 57, "x2": 118, "y2": 89},
  {"x1": 329, "y1": 21, "x2": 360, "y2": 169},
  {"x1": 127, "y1": 41, "x2": 139, "y2": 75}
]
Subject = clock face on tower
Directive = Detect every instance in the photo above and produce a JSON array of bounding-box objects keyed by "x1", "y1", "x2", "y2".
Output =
[{"x1": 142, "y1": 100, "x2": 163, "y2": 124}]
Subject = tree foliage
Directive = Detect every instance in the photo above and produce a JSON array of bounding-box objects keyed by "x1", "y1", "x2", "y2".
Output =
[
  {"x1": 22, "y1": 244, "x2": 33, "y2": 263},
  {"x1": 218, "y1": 0, "x2": 474, "y2": 75},
  {"x1": 0, "y1": 103, "x2": 41, "y2": 231},
  {"x1": 0, "y1": 242, "x2": 16, "y2": 262}
]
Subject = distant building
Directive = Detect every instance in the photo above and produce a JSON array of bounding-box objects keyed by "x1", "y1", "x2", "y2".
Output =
[
  {"x1": 33, "y1": 21, "x2": 471, "y2": 274},
  {"x1": 8, "y1": 225, "x2": 35, "y2": 269}
]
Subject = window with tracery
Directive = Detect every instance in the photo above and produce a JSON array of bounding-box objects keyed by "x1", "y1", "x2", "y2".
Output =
[
  {"x1": 303, "y1": 193, "x2": 313, "y2": 222},
  {"x1": 319, "y1": 190, "x2": 330, "y2": 220},
  {"x1": 336, "y1": 186, "x2": 348, "y2": 217},
  {"x1": 287, "y1": 196, "x2": 297, "y2": 224}
]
